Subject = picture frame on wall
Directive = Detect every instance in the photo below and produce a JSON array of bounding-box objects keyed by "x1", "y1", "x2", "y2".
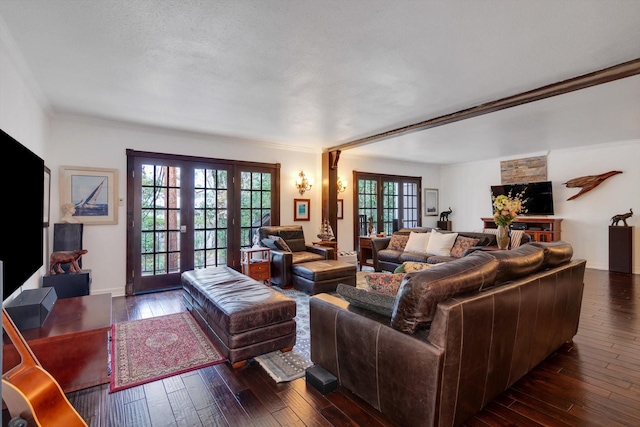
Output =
[
  {"x1": 424, "y1": 188, "x2": 438, "y2": 216},
  {"x1": 43, "y1": 166, "x2": 51, "y2": 227},
  {"x1": 294, "y1": 198, "x2": 310, "y2": 221},
  {"x1": 60, "y1": 166, "x2": 119, "y2": 225},
  {"x1": 337, "y1": 199, "x2": 344, "y2": 220}
]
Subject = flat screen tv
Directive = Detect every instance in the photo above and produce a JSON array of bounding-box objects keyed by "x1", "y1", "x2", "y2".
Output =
[
  {"x1": 0, "y1": 128, "x2": 45, "y2": 300},
  {"x1": 490, "y1": 181, "x2": 555, "y2": 216}
]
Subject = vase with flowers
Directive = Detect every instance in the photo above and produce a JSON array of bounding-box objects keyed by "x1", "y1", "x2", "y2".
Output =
[{"x1": 492, "y1": 190, "x2": 527, "y2": 250}]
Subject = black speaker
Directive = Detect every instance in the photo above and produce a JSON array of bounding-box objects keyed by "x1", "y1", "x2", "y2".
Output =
[
  {"x1": 5, "y1": 287, "x2": 57, "y2": 331},
  {"x1": 305, "y1": 365, "x2": 338, "y2": 395}
]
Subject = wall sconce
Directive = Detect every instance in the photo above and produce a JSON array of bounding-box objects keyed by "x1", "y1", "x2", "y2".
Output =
[
  {"x1": 337, "y1": 177, "x2": 347, "y2": 193},
  {"x1": 295, "y1": 170, "x2": 312, "y2": 195}
]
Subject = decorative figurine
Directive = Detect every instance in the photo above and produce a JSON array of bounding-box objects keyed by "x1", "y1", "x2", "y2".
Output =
[
  {"x1": 49, "y1": 249, "x2": 88, "y2": 275},
  {"x1": 439, "y1": 207, "x2": 452, "y2": 222},
  {"x1": 368, "y1": 216, "x2": 374, "y2": 236},
  {"x1": 610, "y1": 208, "x2": 633, "y2": 226},
  {"x1": 60, "y1": 203, "x2": 79, "y2": 223}
]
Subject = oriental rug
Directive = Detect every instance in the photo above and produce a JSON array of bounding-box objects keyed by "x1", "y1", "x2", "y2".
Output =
[{"x1": 110, "y1": 312, "x2": 226, "y2": 392}]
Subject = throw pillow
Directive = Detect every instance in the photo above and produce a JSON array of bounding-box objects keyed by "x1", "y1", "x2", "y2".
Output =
[
  {"x1": 268, "y1": 235, "x2": 292, "y2": 252},
  {"x1": 426, "y1": 230, "x2": 458, "y2": 257},
  {"x1": 404, "y1": 232, "x2": 431, "y2": 253},
  {"x1": 261, "y1": 238, "x2": 279, "y2": 250},
  {"x1": 450, "y1": 236, "x2": 480, "y2": 258},
  {"x1": 337, "y1": 284, "x2": 396, "y2": 317},
  {"x1": 402, "y1": 261, "x2": 433, "y2": 272},
  {"x1": 393, "y1": 264, "x2": 406, "y2": 273},
  {"x1": 388, "y1": 234, "x2": 409, "y2": 251},
  {"x1": 364, "y1": 273, "x2": 405, "y2": 296}
]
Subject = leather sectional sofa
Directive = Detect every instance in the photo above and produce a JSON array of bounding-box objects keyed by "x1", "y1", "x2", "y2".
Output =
[
  {"x1": 309, "y1": 241, "x2": 585, "y2": 427},
  {"x1": 371, "y1": 227, "x2": 530, "y2": 272}
]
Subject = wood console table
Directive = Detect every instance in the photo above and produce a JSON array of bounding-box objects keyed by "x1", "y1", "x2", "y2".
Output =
[
  {"x1": 481, "y1": 217, "x2": 563, "y2": 242},
  {"x1": 358, "y1": 236, "x2": 374, "y2": 270},
  {"x1": 2, "y1": 293, "x2": 112, "y2": 393}
]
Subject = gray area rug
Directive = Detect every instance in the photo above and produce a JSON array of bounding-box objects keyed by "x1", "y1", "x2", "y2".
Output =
[
  {"x1": 254, "y1": 286, "x2": 313, "y2": 382},
  {"x1": 254, "y1": 275, "x2": 370, "y2": 383}
]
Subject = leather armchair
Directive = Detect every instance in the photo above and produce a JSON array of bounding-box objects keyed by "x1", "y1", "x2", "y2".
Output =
[{"x1": 257, "y1": 225, "x2": 333, "y2": 287}]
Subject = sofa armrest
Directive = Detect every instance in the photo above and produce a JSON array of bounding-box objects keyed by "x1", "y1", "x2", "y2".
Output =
[
  {"x1": 310, "y1": 293, "x2": 443, "y2": 426},
  {"x1": 371, "y1": 237, "x2": 391, "y2": 271},
  {"x1": 305, "y1": 244, "x2": 333, "y2": 259},
  {"x1": 269, "y1": 249, "x2": 292, "y2": 286}
]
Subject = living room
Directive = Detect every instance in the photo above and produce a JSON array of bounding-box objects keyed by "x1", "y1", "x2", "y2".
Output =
[{"x1": 1, "y1": 1, "x2": 639, "y2": 426}]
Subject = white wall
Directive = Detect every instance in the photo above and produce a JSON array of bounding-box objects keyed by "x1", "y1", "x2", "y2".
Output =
[
  {"x1": 0, "y1": 19, "x2": 50, "y2": 304},
  {"x1": 47, "y1": 115, "x2": 323, "y2": 296},
  {"x1": 337, "y1": 153, "x2": 441, "y2": 251},
  {"x1": 440, "y1": 140, "x2": 640, "y2": 273}
]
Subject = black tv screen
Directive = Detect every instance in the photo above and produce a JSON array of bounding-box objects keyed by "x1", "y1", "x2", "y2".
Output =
[
  {"x1": 0, "y1": 129, "x2": 44, "y2": 300},
  {"x1": 491, "y1": 181, "x2": 555, "y2": 216}
]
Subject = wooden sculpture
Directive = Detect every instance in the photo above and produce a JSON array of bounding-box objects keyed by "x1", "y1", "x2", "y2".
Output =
[
  {"x1": 563, "y1": 170, "x2": 622, "y2": 200},
  {"x1": 49, "y1": 249, "x2": 88, "y2": 275}
]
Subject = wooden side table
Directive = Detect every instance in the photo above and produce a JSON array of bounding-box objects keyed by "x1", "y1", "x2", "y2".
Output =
[
  {"x1": 2, "y1": 293, "x2": 112, "y2": 393},
  {"x1": 241, "y1": 247, "x2": 271, "y2": 286},
  {"x1": 313, "y1": 240, "x2": 338, "y2": 260},
  {"x1": 358, "y1": 236, "x2": 374, "y2": 270}
]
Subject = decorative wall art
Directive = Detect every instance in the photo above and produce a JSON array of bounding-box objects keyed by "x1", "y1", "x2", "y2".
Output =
[
  {"x1": 294, "y1": 198, "x2": 310, "y2": 221},
  {"x1": 337, "y1": 199, "x2": 344, "y2": 220},
  {"x1": 501, "y1": 155, "x2": 547, "y2": 184},
  {"x1": 424, "y1": 189, "x2": 438, "y2": 216},
  {"x1": 563, "y1": 170, "x2": 622, "y2": 200},
  {"x1": 60, "y1": 166, "x2": 119, "y2": 225}
]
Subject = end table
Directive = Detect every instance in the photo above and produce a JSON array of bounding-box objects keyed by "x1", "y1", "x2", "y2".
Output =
[{"x1": 241, "y1": 247, "x2": 271, "y2": 286}]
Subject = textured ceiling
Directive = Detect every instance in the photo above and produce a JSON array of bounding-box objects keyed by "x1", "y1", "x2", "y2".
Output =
[{"x1": 1, "y1": 0, "x2": 639, "y2": 164}]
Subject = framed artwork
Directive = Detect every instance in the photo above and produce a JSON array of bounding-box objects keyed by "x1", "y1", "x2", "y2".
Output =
[
  {"x1": 43, "y1": 166, "x2": 51, "y2": 227},
  {"x1": 60, "y1": 166, "x2": 119, "y2": 225},
  {"x1": 294, "y1": 198, "x2": 310, "y2": 221},
  {"x1": 424, "y1": 188, "x2": 438, "y2": 216},
  {"x1": 337, "y1": 199, "x2": 344, "y2": 220}
]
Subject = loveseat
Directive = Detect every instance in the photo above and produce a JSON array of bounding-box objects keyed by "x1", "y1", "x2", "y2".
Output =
[
  {"x1": 371, "y1": 227, "x2": 530, "y2": 272},
  {"x1": 257, "y1": 225, "x2": 334, "y2": 287},
  {"x1": 309, "y1": 241, "x2": 585, "y2": 427}
]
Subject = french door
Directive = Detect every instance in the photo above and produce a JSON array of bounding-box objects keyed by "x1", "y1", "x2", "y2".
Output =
[
  {"x1": 353, "y1": 172, "x2": 421, "y2": 244},
  {"x1": 126, "y1": 150, "x2": 279, "y2": 295}
]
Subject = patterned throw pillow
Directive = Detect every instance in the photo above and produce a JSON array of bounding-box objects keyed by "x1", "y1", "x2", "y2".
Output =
[
  {"x1": 268, "y1": 235, "x2": 292, "y2": 252},
  {"x1": 402, "y1": 261, "x2": 433, "y2": 272},
  {"x1": 388, "y1": 234, "x2": 409, "y2": 251},
  {"x1": 450, "y1": 236, "x2": 480, "y2": 258},
  {"x1": 365, "y1": 273, "x2": 405, "y2": 296}
]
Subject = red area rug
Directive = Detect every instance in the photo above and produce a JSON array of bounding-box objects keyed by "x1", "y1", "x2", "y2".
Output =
[{"x1": 110, "y1": 312, "x2": 226, "y2": 392}]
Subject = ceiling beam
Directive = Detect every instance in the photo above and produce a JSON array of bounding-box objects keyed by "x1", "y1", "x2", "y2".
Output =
[{"x1": 327, "y1": 58, "x2": 640, "y2": 152}]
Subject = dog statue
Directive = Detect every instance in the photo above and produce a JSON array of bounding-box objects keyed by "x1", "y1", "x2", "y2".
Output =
[
  {"x1": 610, "y1": 208, "x2": 633, "y2": 226},
  {"x1": 439, "y1": 207, "x2": 452, "y2": 222},
  {"x1": 49, "y1": 249, "x2": 88, "y2": 275}
]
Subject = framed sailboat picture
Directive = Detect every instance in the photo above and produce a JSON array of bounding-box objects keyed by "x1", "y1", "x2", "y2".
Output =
[{"x1": 60, "y1": 166, "x2": 118, "y2": 225}]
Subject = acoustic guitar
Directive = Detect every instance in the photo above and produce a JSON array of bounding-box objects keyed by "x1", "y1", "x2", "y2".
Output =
[{"x1": 2, "y1": 308, "x2": 88, "y2": 427}]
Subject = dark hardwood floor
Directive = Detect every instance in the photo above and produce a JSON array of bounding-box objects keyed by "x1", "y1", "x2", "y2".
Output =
[{"x1": 4, "y1": 268, "x2": 639, "y2": 426}]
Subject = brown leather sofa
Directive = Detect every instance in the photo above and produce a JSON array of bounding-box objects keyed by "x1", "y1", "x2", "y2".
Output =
[
  {"x1": 371, "y1": 227, "x2": 530, "y2": 272},
  {"x1": 257, "y1": 225, "x2": 334, "y2": 287},
  {"x1": 310, "y1": 241, "x2": 585, "y2": 427}
]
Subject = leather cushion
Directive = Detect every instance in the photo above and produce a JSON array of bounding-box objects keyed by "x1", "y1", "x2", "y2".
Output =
[
  {"x1": 391, "y1": 251, "x2": 498, "y2": 334},
  {"x1": 292, "y1": 260, "x2": 356, "y2": 281},
  {"x1": 527, "y1": 241, "x2": 573, "y2": 269},
  {"x1": 485, "y1": 244, "x2": 545, "y2": 287}
]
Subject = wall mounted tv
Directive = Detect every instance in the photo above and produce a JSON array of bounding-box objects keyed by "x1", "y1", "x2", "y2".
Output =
[
  {"x1": 0, "y1": 128, "x2": 44, "y2": 300},
  {"x1": 490, "y1": 181, "x2": 555, "y2": 216}
]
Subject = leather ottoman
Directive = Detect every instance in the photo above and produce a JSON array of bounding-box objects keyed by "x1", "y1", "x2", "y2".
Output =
[
  {"x1": 291, "y1": 260, "x2": 357, "y2": 294},
  {"x1": 182, "y1": 266, "x2": 296, "y2": 368}
]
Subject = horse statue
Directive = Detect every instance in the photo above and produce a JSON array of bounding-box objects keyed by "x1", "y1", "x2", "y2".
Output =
[
  {"x1": 610, "y1": 208, "x2": 633, "y2": 226},
  {"x1": 439, "y1": 207, "x2": 452, "y2": 222}
]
